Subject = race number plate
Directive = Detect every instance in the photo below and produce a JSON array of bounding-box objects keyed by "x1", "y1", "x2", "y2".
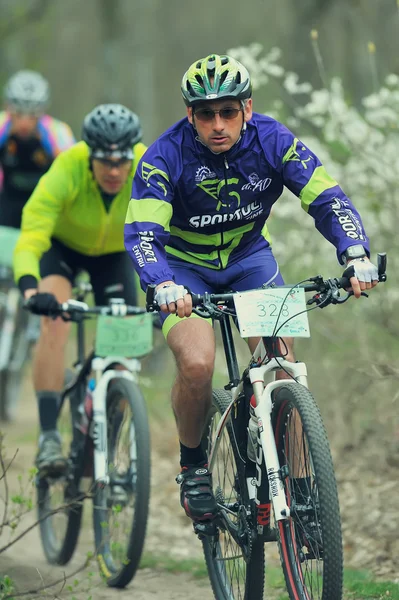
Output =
[
  {"x1": 0, "y1": 226, "x2": 21, "y2": 268},
  {"x1": 233, "y1": 288, "x2": 310, "y2": 338},
  {"x1": 95, "y1": 313, "x2": 153, "y2": 358}
]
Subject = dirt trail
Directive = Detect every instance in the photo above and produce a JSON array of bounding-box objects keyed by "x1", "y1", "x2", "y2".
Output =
[
  {"x1": 0, "y1": 372, "x2": 218, "y2": 599},
  {"x1": 0, "y1": 554, "x2": 213, "y2": 600},
  {"x1": 0, "y1": 370, "x2": 282, "y2": 600},
  {"x1": 1, "y1": 361, "x2": 398, "y2": 599}
]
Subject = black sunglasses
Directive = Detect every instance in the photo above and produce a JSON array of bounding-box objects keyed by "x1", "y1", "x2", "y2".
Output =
[
  {"x1": 194, "y1": 107, "x2": 243, "y2": 122},
  {"x1": 94, "y1": 157, "x2": 132, "y2": 169}
]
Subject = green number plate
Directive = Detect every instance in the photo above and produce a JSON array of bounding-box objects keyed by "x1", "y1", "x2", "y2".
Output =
[
  {"x1": 95, "y1": 313, "x2": 153, "y2": 358},
  {"x1": 0, "y1": 226, "x2": 20, "y2": 269}
]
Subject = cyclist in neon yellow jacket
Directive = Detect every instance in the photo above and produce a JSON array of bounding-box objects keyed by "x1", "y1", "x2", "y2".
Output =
[{"x1": 14, "y1": 103, "x2": 146, "y2": 476}]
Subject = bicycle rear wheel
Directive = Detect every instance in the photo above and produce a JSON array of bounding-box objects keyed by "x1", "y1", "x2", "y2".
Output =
[
  {"x1": 272, "y1": 383, "x2": 343, "y2": 600},
  {"x1": 202, "y1": 388, "x2": 265, "y2": 600},
  {"x1": 92, "y1": 377, "x2": 150, "y2": 588},
  {"x1": 37, "y1": 378, "x2": 87, "y2": 565}
]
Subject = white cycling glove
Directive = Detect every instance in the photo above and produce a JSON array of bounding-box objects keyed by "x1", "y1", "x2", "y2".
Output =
[
  {"x1": 345, "y1": 258, "x2": 378, "y2": 283},
  {"x1": 155, "y1": 284, "x2": 189, "y2": 306}
]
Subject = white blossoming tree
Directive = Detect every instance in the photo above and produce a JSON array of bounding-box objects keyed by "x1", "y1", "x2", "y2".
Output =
[{"x1": 229, "y1": 40, "x2": 399, "y2": 451}]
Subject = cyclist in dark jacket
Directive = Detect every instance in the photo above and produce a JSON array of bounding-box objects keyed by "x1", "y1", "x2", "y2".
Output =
[{"x1": 0, "y1": 70, "x2": 75, "y2": 228}]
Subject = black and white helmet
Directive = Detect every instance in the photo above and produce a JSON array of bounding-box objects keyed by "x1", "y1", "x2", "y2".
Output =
[
  {"x1": 82, "y1": 104, "x2": 142, "y2": 159},
  {"x1": 4, "y1": 70, "x2": 50, "y2": 113}
]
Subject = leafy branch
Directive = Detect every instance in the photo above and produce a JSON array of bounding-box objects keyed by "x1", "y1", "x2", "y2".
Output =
[
  {"x1": 1, "y1": 553, "x2": 93, "y2": 600},
  {"x1": 0, "y1": 437, "x2": 95, "y2": 600}
]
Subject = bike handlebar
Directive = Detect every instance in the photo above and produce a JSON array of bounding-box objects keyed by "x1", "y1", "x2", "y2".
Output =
[
  {"x1": 24, "y1": 297, "x2": 149, "y2": 322},
  {"x1": 146, "y1": 252, "x2": 387, "y2": 315}
]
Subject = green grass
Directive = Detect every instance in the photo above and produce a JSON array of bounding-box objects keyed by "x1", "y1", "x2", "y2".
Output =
[
  {"x1": 139, "y1": 554, "x2": 399, "y2": 599},
  {"x1": 344, "y1": 569, "x2": 399, "y2": 599},
  {"x1": 140, "y1": 552, "x2": 208, "y2": 578}
]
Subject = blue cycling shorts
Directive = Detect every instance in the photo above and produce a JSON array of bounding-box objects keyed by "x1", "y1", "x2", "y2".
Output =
[{"x1": 161, "y1": 248, "x2": 284, "y2": 337}]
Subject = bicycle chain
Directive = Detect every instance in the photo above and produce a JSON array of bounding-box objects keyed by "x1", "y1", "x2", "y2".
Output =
[{"x1": 238, "y1": 505, "x2": 253, "y2": 563}]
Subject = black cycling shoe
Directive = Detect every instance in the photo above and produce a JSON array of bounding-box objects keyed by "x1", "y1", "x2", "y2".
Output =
[
  {"x1": 35, "y1": 431, "x2": 68, "y2": 478},
  {"x1": 176, "y1": 464, "x2": 218, "y2": 522}
]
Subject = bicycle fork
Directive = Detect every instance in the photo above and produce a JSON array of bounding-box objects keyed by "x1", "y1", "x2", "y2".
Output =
[
  {"x1": 91, "y1": 358, "x2": 139, "y2": 485},
  {"x1": 249, "y1": 359, "x2": 308, "y2": 524}
]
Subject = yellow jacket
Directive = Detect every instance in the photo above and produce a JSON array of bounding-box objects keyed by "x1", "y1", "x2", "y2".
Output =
[{"x1": 13, "y1": 140, "x2": 147, "y2": 283}]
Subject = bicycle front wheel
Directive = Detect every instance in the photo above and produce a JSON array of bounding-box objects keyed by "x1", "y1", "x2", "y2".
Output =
[
  {"x1": 272, "y1": 383, "x2": 343, "y2": 600},
  {"x1": 93, "y1": 377, "x2": 150, "y2": 588},
  {"x1": 202, "y1": 388, "x2": 265, "y2": 600},
  {"x1": 37, "y1": 377, "x2": 87, "y2": 565}
]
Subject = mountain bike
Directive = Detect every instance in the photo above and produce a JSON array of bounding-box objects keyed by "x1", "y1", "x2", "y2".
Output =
[
  {"x1": 146, "y1": 253, "x2": 387, "y2": 600},
  {"x1": 0, "y1": 225, "x2": 39, "y2": 421},
  {"x1": 25, "y1": 282, "x2": 153, "y2": 588}
]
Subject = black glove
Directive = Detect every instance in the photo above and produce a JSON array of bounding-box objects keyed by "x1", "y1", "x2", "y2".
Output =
[{"x1": 26, "y1": 293, "x2": 60, "y2": 316}]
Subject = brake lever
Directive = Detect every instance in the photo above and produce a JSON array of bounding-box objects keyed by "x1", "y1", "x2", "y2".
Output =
[
  {"x1": 333, "y1": 291, "x2": 352, "y2": 304},
  {"x1": 332, "y1": 290, "x2": 369, "y2": 304},
  {"x1": 192, "y1": 306, "x2": 213, "y2": 318}
]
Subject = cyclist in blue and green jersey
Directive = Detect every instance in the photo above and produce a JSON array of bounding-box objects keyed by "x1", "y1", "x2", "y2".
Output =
[
  {"x1": 124, "y1": 54, "x2": 379, "y2": 524},
  {"x1": 0, "y1": 70, "x2": 75, "y2": 228}
]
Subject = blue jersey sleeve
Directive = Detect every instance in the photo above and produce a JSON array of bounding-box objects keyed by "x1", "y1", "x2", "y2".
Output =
[
  {"x1": 275, "y1": 125, "x2": 369, "y2": 263},
  {"x1": 124, "y1": 140, "x2": 180, "y2": 289}
]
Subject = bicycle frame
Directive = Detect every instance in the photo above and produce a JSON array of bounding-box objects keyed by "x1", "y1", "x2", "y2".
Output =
[
  {"x1": 62, "y1": 301, "x2": 142, "y2": 486},
  {"x1": 208, "y1": 316, "x2": 309, "y2": 524}
]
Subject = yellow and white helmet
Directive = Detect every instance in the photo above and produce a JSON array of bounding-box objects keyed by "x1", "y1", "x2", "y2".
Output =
[{"x1": 181, "y1": 54, "x2": 252, "y2": 107}]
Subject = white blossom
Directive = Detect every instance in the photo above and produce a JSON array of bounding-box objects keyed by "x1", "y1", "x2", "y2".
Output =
[
  {"x1": 228, "y1": 42, "x2": 399, "y2": 284},
  {"x1": 284, "y1": 72, "x2": 312, "y2": 95},
  {"x1": 385, "y1": 73, "x2": 399, "y2": 87}
]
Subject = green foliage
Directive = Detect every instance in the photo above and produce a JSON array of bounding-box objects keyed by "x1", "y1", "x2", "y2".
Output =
[
  {"x1": 0, "y1": 575, "x2": 14, "y2": 600},
  {"x1": 139, "y1": 554, "x2": 398, "y2": 599},
  {"x1": 344, "y1": 570, "x2": 399, "y2": 599},
  {"x1": 140, "y1": 552, "x2": 208, "y2": 578}
]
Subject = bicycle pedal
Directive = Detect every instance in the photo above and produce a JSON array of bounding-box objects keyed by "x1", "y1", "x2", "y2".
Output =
[{"x1": 193, "y1": 520, "x2": 217, "y2": 539}]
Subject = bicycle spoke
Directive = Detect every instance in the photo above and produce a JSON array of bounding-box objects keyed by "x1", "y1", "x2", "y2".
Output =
[
  {"x1": 94, "y1": 399, "x2": 138, "y2": 570},
  {"x1": 203, "y1": 393, "x2": 261, "y2": 600},
  {"x1": 93, "y1": 378, "x2": 150, "y2": 587}
]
